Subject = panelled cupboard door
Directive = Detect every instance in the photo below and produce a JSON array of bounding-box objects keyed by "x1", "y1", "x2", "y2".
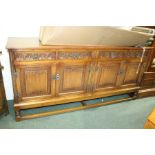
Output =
[
  {"x1": 93, "y1": 62, "x2": 122, "y2": 91},
  {"x1": 123, "y1": 62, "x2": 142, "y2": 85},
  {"x1": 56, "y1": 62, "x2": 90, "y2": 96},
  {"x1": 14, "y1": 65, "x2": 54, "y2": 100}
]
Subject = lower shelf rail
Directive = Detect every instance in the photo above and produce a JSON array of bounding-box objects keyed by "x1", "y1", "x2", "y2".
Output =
[{"x1": 15, "y1": 93, "x2": 137, "y2": 122}]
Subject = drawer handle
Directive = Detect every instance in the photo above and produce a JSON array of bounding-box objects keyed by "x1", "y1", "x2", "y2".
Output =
[{"x1": 56, "y1": 74, "x2": 60, "y2": 80}]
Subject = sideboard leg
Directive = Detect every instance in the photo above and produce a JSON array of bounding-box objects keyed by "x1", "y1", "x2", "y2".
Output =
[
  {"x1": 15, "y1": 110, "x2": 22, "y2": 122},
  {"x1": 128, "y1": 92, "x2": 138, "y2": 99},
  {"x1": 4, "y1": 102, "x2": 9, "y2": 116},
  {"x1": 135, "y1": 91, "x2": 139, "y2": 99},
  {"x1": 81, "y1": 101, "x2": 87, "y2": 106}
]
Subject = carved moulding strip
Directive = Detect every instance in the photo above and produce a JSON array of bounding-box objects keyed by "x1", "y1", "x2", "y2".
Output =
[
  {"x1": 15, "y1": 52, "x2": 56, "y2": 61},
  {"x1": 99, "y1": 51, "x2": 144, "y2": 58},
  {"x1": 58, "y1": 52, "x2": 92, "y2": 60}
]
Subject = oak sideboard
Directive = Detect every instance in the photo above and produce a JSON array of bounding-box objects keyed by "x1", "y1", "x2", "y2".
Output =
[{"x1": 6, "y1": 38, "x2": 154, "y2": 121}]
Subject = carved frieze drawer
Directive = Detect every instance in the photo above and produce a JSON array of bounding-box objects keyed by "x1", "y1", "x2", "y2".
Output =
[
  {"x1": 14, "y1": 50, "x2": 149, "y2": 61},
  {"x1": 99, "y1": 51, "x2": 146, "y2": 59},
  {"x1": 57, "y1": 52, "x2": 92, "y2": 60},
  {"x1": 15, "y1": 52, "x2": 56, "y2": 61},
  {"x1": 15, "y1": 51, "x2": 92, "y2": 61}
]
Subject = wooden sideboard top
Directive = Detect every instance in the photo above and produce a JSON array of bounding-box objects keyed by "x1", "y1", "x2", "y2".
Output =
[{"x1": 6, "y1": 37, "x2": 153, "y2": 51}]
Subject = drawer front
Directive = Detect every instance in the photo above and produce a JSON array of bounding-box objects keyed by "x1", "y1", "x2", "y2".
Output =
[
  {"x1": 14, "y1": 51, "x2": 92, "y2": 61},
  {"x1": 142, "y1": 79, "x2": 155, "y2": 87},
  {"x1": 98, "y1": 50, "x2": 145, "y2": 59},
  {"x1": 143, "y1": 72, "x2": 155, "y2": 80},
  {"x1": 57, "y1": 51, "x2": 92, "y2": 60},
  {"x1": 14, "y1": 51, "x2": 56, "y2": 61}
]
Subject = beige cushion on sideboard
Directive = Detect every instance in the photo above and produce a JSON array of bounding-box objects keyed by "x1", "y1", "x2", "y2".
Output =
[{"x1": 39, "y1": 26, "x2": 153, "y2": 46}]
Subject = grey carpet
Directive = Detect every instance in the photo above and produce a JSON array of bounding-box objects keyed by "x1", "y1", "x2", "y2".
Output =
[{"x1": 0, "y1": 97, "x2": 155, "y2": 129}]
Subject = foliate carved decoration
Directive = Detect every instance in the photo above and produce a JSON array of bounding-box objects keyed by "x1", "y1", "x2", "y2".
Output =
[
  {"x1": 58, "y1": 52, "x2": 91, "y2": 60},
  {"x1": 99, "y1": 51, "x2": 143, "y2": 58},
  {"x1": 15, "y1": 52, "x2": 56, "y2": 61},
  {"x1": 144, "y1": 50, "x2": 149, "y2": 57},
  {"x1": 123, "y1": 51, "x2": 142, "y2": 58}
]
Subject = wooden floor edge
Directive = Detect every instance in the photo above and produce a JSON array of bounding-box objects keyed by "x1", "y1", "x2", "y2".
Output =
[{"x1": 17, "y1": 96, "x2": 135, "y2": 121}]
